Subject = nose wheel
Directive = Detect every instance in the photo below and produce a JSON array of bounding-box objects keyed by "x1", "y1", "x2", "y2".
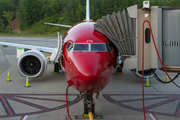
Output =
[
  {"x1": 84, "y1": 94, "x2": 94, "y2": 115},
  {"x1": 75, "y1": 94, "x2": 103, "y2": 119}
]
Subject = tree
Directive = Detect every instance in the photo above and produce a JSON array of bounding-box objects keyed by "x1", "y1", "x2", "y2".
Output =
[
  {"x1": 17, "y1": 0, "x2": 43, "y2": 29},
  {"x1": 43, "y1": 0, "x2": 60, "y2": 17},
  {"x1": 170, "y1": 0, "x2": 180, "y2": 7},
  {"x1": 0, "y1": 19, "x2": 6, "y2": 32},
  {"x1": 76, "y1": 4, "x2": 85, "y2": 22},
  {"x1": 0, "y1": 0, "x2": 11, "y2": 31},
  {"x1": 2, "y1": 11, "x2": 14, "y2": 26}
]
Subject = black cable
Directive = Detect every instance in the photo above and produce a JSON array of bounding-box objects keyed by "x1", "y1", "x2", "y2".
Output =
[
  {"x1": 153, "y1": 71, "x2": 180, "y2": 88},
  {"x1": 153, "y1": 71, "x2": 179, "y2": 83},
  {"x1": 66, "y1": 85, "x2": 69, "y2": 92}
]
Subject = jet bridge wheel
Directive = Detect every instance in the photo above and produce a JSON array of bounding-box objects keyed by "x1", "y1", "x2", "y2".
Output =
[{"x1": 133, "y1": 69, "x2": 158, "y2": 79}]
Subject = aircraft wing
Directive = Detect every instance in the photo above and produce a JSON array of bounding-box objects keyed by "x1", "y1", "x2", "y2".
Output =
[
  {"x1": 0, "y1": 41, "x2": 54, "y2": 53},
  {"x1": 0, "y1": 32, "x2": 63, "y2": 63}
]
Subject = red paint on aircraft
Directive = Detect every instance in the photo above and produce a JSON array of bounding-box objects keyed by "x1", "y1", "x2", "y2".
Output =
[{"x1": 62, "y1": 22, "x2": 117, "y2": 94}]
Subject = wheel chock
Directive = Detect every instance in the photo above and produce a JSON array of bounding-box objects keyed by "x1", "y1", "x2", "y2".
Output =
[
  {"x1": 75, "y1": 114, "x2": 103, "y2": 119},
  {"x1": 52, "y1": 72, "x2": 59, "y2": 74},
  {"x1": 117, "y1": 72, "x2": 123, "y2": 74},
  {"x1": 52, "y1": 62, "x2": 59, "y2": 74}
]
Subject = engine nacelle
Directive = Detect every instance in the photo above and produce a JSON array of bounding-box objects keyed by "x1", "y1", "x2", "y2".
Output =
[
  {"x1": 17, "y1": 50, "x2": 48, "y2": 78},
  {"x1": 132, "y1": 69, "x2": 158, "y2": 79}
]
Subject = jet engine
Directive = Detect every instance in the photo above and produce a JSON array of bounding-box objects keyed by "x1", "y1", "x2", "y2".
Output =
[
  {"x1": 132, "y1": 69, "x2": 158, "y2": 79},
  {"x1": 17, "y1": 50, "x2": 48, "y2": 78}
]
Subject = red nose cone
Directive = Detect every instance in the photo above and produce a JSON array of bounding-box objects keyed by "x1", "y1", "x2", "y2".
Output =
[{"x1": 71, "y1": 52, "x2": 112, "y2": 94}]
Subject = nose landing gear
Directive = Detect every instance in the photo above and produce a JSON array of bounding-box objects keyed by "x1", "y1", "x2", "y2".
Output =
[{"x1": 75, "y1": 94, "x2": 103, "y2": 119}]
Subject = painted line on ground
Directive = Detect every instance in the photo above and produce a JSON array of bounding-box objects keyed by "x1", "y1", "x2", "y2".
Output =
[
  {"x1": 149, "y1": 113, "x2": 159, "y2": 120},
  {"x1": 0, "y1": 94, "x2": 81, "y2": 118},
  {"x1": 20, "y1": 115, "x2": 28, "y2": 120},
  {"x1": 149, "y1": 113, "x2": 156, "y2": 120}
]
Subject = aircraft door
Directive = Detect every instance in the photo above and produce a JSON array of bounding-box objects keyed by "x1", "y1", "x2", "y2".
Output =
[{"x1": 50, "y1": 32, "x2": 63, "y2": 63}]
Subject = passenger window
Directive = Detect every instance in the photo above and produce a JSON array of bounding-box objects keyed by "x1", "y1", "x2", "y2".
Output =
[
  {"x1": 67, "y1": 42, "x2": 73, "y2": 52},
  {"x1": 106, "y1": 42, "x2": 113, "y2": 53},
  {"x1": 91, "y1": 44, "x2": 106, "y2": 51},
  {"x1": 74, "y1": 44, "x2": 89, "y2": 51}
]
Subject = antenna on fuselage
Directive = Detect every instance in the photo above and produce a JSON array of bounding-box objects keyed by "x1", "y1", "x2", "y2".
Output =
[{"x1": 85, "y1": 0, "x2": 91, "y2": 22}]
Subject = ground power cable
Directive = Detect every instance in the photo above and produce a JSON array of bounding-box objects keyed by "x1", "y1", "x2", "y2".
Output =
[
  {"x1": 144, "y1": 20, "x2": 180, "y2": 88},
  {"x1": 142, "y1": 20, "x2": 147, "y2": 120},
  {"x1": 142, "y1": 20, "x2": 180, "y2": 120},
  {"x1": 66, "y1": 85, "x2": 73, "y2": 120},
  {"x1": 153, "y1": 71, "x2": 180, "y2": 88}
]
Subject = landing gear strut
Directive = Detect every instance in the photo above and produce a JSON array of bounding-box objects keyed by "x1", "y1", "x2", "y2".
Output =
[
  {"x1": 84, "y1": 94, "x2": 95, "y2": 115},
  {"x1": 76, "y1": 94, "x2": 103, "y2": 119}
]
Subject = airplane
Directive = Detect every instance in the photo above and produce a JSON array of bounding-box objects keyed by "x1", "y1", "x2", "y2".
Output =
[{"x1": 0, "y1": 0, "x2": 155, "y2": 119}]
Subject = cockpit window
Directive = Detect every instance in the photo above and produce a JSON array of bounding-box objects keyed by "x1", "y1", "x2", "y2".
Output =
[
  {"x1": 73, "y1": 43, "x2": 109, "y2": 52},
  {"x1": 67, "y1": 42, "x2": 73, "y2": 52},
  {"x1": 74, "y1": 44, "x2": 89, "y2": 51},
  {"x1": 106, "y1": 42, "x2": 113, "y2": 53},
  {"x1": 91, "y1": 44, "x2": 106, "y2": 51}
]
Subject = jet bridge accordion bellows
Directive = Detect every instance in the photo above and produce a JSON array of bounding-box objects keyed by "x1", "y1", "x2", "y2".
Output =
[{"x1": 94, "y1": 10, "x2": 136, "y2": 60}]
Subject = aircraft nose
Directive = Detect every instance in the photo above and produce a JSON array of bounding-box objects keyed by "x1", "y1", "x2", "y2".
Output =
[
  {"x1": 74, "y1": 52, "x2": 104, "y2": 77},
  {"x1": 71, "y1": 52, "x2": 109, "y2": 85}
]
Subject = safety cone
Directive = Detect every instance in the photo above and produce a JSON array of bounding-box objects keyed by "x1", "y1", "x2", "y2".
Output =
[
  {"x1": 25, "y1": 76, "x2": 30, "y2": 88},
  {"x1": 165, "y1": 76, "x2": 169, "y2": 82},
  {"x1": 145, "y1": 75, "x2": 150, "y2": 87},
  {"x1": 7, "y1": 71, "x2": 11, "y2": 82}
]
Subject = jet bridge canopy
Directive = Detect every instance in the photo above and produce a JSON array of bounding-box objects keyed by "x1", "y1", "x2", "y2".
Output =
[
  {"x1": 94, "y1": 4, "x2": 180, "y2": 74},
  {"x1": 94, "y1": 6, "x2": 137, "y2": 61}
]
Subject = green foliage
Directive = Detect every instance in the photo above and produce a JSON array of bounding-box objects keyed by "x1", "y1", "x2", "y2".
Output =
[
  {"x1": 2, "y1": 11, "x2": 14, "y2": 25},
  {"x1": 43, "y1": 0, "x2": 61, "y2": 17},
  {"x1": 169, "y1": 0, "x2": 180, "y2": 7},
  {"x1": 18, "y1": 0, "x2": 44, "y2": 29},
  {"x1": 0, "y1": 0, "x2": 180, "y2": 34},
  {"x1": 0, "y1": 19, "x2": 6, "y2": 32},
  {"x1": 0, "y1": 0, "x2": 11, "y2": 19},
  {"x1": 76, "y1": 4, "x2": 85, "y2": 22},
  {"x1": 5, "y1": 27, "x2": 13, "y2": 33},
  {"x1": 0, "y1": 0, "x2": 12, "y2": 31},
  {"x1": 27, "y1": 14, "x2": 69, "y2": 35}
]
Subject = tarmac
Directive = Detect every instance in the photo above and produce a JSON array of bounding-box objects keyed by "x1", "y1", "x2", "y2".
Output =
[{"x1": 0, "y1": 36, "x2": 180, "y2": 120}]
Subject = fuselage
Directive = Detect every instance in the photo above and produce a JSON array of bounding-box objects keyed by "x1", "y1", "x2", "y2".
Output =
[{"x1": 62, "y1": 22, "x2": 117, "y2": 94}]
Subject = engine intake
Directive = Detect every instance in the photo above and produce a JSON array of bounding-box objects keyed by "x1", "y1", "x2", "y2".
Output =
[{"x1": 17, "y1": 50, "x2": 48, "y2": 78}]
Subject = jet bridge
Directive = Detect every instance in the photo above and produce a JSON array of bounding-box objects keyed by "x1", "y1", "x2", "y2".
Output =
[{"x1": 94, "y1": 4, "x2": 180, "y2": 77}]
